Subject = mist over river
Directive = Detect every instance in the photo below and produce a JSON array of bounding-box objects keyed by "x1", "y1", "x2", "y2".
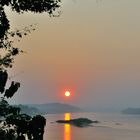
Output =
[{"x1": 44, "y1": 112, "x2": 140, "y2": 140}]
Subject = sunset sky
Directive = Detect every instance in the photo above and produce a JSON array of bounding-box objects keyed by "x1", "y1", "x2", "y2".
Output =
[{"x1": 6, "y1": 0, "x2": 140, "y2": 110}]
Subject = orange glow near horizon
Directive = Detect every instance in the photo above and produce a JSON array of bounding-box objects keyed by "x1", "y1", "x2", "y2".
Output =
[{"x1": 64, "y1": 113, "x2": 71, "y2": 140}]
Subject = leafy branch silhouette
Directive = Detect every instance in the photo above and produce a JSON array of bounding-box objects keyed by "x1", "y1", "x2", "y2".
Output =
[{"x1": 0, "y1": 0, "x2": 61, "y2": 139}]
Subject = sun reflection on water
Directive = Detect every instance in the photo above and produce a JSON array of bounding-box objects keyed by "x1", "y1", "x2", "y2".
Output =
[{"x1": 64, "y1": 113, "x2": 71, "y2": 140}]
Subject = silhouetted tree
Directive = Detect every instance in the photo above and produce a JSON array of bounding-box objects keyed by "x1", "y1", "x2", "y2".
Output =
[
  {"x1": 0, "y1": 71, "x2": 8, "y2": 93},
  {"x1": 4, "y1": 81, "x2": 20, "y2": 98},
  {"x1": 28, "y1": 115, "x2": 46, "y2": 140},
  {"x1": 0, "y1": 0, "x2": 62, "y2": 139}
]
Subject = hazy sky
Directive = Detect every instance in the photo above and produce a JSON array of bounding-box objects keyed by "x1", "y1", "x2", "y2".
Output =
[{"x1": 6, "y1": 0, "x2": 140, "y2": 110}]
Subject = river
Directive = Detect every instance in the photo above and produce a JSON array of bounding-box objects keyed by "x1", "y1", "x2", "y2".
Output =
[{"x1": 44, "y1": 112, "x2": 140, "y2": 140}]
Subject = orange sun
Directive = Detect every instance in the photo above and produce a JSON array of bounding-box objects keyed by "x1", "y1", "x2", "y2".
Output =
[{"x1": 65, "y1": 91, "x2": 71, "y2": 97}]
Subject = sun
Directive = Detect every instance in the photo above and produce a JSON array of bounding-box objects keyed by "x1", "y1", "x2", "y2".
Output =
[{"x1": 65, "y1": 91, "x2": 71, "y2": 97}]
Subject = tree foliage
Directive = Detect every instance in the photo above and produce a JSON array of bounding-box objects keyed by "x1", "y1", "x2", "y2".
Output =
[{"x1": 0, "y1": 0, "x2": 61, "y2": 139}]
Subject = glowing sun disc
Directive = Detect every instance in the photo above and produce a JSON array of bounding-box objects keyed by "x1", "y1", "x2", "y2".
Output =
[{"x1": 65, "y1": 91, "x2": 70, "y2": 97}]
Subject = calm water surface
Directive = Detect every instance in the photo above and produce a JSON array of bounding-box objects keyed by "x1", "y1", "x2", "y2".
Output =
[{"x1": 44, "y1": 112, "x2": 140, "y2": 140}]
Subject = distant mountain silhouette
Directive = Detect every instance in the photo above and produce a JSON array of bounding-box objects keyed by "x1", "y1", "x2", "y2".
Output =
[
  {"x1": 122, "y1": 108, "x2": 140, "y2": 115},
  {"x1": 18, "y1": 103, "x2": 83, "y2": 115}
]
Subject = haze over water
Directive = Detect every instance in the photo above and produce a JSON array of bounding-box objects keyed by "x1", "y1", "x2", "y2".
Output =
[
  {"x1": 45, "y1": 112, "x2": 140, "y2": 140},
  {"x1": 6, "y1": 0, "x2": 140, "y2": 111}
]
